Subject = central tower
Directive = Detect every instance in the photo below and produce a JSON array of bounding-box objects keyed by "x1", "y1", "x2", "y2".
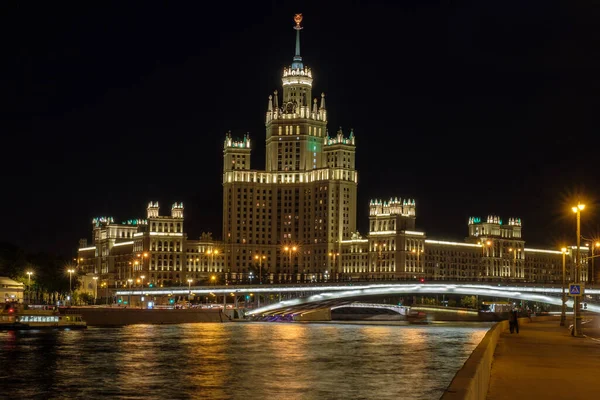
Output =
[
  {"x1": 265, "y1": 13, "x2": 328, "y2": 172},
  {"x1": 222, "y1": 14, "x2": 358, "y2": 283}
]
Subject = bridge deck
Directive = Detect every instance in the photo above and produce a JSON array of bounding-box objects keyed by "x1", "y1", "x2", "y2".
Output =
[{"x1": 486, "y1": 319, "x2": 600, "y2": 399}]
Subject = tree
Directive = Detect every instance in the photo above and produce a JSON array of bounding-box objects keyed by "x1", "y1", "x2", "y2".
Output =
[
  {"x1": 460, "y1": 295, "x2": 478, "y2": 309},
  {"x1": 0, "y1": 242, "x2": 27, "y2": 278}
]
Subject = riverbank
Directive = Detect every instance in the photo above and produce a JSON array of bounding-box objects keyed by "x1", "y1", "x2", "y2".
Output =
[{"x1": 61, "y1": 307, "x2": 228, "y2": 326}]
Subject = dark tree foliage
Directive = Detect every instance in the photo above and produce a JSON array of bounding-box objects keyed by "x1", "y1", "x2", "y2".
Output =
[{"x1": 0, "y1": 242, "x2": 75, "y2": 296}]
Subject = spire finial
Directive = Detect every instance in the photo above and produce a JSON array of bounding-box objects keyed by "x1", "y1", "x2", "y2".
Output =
[{"x1": 292, "y1": 13, "x2": 304, "y2": 69}]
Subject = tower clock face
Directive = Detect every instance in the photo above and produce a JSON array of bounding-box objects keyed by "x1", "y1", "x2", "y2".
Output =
[{"x1": 285, "y1": 101, "x2": 295, "y2": 113}]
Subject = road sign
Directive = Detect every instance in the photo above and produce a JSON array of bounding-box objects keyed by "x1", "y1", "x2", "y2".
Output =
[{"x1": 569, "y1": 284, "x2": 584, "y2": 296}]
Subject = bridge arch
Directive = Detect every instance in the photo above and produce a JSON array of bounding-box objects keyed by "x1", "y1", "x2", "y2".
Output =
[{"x1": 246, "y1": 284, "x2": 600, "y2": 317}]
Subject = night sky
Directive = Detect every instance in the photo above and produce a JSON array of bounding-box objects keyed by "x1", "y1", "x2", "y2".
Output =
[{"x1": 2, "y1": 1, "x2": 599, "y2": 256}]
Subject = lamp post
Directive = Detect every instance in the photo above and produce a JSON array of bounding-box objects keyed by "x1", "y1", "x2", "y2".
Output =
[
  {"x1": 211, "y1": 275, "x2": 216, "y2": 286},
  {"x1": 592, "y1": 242, "x2": 600, "y2": 285},
  {"x1": 26, "y1": 271, "x2": 33, "y2": 304},
  {"x1": 187, "y1": 278, "x2": 193, "y2": 304},
  {"x1": 140, "y1": 275, "x2": 146, "y2": 308},
  {"x1": 560, "y1": 247, "x2": 567, "y2": 326},
  {"x1": 127, "y1": 278, "x2": 133, "y2": 307},
  {"x1": 93, "y1": 276, "x2": 98, "y2": 305},
  {"x1": 328, "y1": 252, "x2": 339, "y2": 282},
  {"x1": 283, "y1": 245, "x2": 298, "y2": 282},
  {"x1": 67, "y1": 269, "x2": 75, "y2": 305},
  {"x1": 254, "y1": 254, "x2": 266, "y2": 284},
  {"x1": 571, "y1": 202, "x2": 585, "y2": 337},
  {"x1": 103, "y1": 282, "x2": 109, "y2": 305}
]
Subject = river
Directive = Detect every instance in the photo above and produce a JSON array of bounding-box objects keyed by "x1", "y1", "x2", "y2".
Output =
[{"x1": 0, "y1": 322, "x2": 491, "y2": 399}]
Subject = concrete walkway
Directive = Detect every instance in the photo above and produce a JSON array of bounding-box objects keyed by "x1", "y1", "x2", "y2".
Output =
[{"x1": 487, "y1": 319, "x2": 600, "y2": 399}]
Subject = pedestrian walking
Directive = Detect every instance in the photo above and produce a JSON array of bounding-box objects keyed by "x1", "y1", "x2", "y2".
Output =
[{"x1": 509, "y1": 309, "x2": 519, "y2": 334}]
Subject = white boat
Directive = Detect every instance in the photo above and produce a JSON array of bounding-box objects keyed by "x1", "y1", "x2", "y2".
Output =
[{"x1": 0, "y1": 303, "x2": 87, "y2": 330}]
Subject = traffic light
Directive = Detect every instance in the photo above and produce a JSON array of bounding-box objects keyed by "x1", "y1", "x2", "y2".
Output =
[
  {"x1": 245, "y1": 295, "x2": 250, "y2": 300},
  {"x1": 169, "y1": 298, "x2": 175, "y2": 304},
  {"x1": 420, "y1": 278, "x2": 425, "y2": 283},
  {"x1": 118, "y1": 298, "x2": 122, "y2": 304},
  {"x1": 149, "y1": 283, "x2": 153, "y2": 288}
]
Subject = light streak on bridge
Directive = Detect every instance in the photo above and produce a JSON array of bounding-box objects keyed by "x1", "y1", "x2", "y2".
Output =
[
  {"x1": 242, "y1": 284, "x2": 600, "y2": 317},
  {"x1": 116, "y1": 282, "x2": 600, "y2": 297},
  {"x1": 114, "y1": 282, "x2": 600, "y2": 317}
]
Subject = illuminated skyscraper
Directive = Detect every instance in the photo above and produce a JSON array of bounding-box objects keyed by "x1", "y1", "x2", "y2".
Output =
[{"x1": 222, "y1": 14, "x2": 357, "y2": 283}]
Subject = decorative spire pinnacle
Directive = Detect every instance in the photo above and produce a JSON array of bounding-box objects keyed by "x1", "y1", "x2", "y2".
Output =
[
  {"x1": 320, "y1": 92, "x2": 326, "y2": 110},
  {"x1": 273, "y1": 90, "x2": 279, "y2": 109},
  {"x1": 292, "y1": 13, "x2": 304, "y2": 70},
  {"x1": 312, "y1": 97, "x2": 318, "y2": 113},
  {"x1": 268, "y1": 95, "x2": 273, "y2": 111}
]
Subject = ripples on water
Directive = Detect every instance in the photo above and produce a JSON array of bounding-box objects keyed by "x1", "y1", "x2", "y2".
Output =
[{"x1": 0, "y1": 322, "x2": 490, "y2": 400}]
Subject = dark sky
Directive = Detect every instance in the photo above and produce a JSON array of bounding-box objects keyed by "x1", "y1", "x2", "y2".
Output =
[{"x1": 2, "y1": 1, "x2": 599, "y2": 256}]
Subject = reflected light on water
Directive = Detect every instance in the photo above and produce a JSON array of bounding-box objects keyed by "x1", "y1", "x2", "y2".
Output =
[{"x1": 0, "y1": 322, "x2": 492, "y2": 400}]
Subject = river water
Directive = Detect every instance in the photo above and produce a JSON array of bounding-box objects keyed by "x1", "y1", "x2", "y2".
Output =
[{"x1": 0, "y1": 322, "x2": 490, "y2": 400}]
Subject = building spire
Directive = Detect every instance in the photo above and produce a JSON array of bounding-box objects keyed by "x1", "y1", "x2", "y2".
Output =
[{"x1": 292, "y1": 13, "x2": 303, "y2": 69}]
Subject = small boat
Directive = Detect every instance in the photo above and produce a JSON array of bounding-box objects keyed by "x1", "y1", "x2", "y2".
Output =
[
  {"x1": 406, "y1": 310, "x2": 429, "y2": 324},
  {"x1": 0, "y1": 303, "x2": 87, "y2": 330}
]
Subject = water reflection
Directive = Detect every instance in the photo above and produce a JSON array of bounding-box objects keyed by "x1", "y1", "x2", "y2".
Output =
[{"x1": 0, "y1": 322, "x2": 490, "y2": 400}]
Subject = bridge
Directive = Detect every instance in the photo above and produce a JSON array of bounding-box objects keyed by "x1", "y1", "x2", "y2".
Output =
[
  {"x1": 115, "y1": 282, "x2": 600, "y2": 316},
  {"x1": 330, "y1": 302, "x2": 410, "y2": 316}
]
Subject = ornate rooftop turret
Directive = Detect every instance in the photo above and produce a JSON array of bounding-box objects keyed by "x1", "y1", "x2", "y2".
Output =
[
  {"x1": 224, "y1": 131, "x2": 251, "y2": 149},
  {"x1": 325, "y1": 127, "x2": 356, "y2": 146},
  {"x1": 92, "y1": 216, "x2": 115, "y2": 227},
  {"x1": 369, "y1": 197, "x2": 416, "y2": 216},
  {"x1": 171, "y1": 202, "x2": 184, "y2": 219},
  {"x1": 147, "y1": 201, "x2": 159, "y2": 218},
  {"x1": 508, "y1": 217, "x2": 522, "y2": 226}
]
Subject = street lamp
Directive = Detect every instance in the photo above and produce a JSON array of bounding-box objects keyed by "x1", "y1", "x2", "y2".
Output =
[
  {"x1": 560, "y1": 247, "x2": 567, "y2": 326},
  {"x1": 254, "y1": 254, "x2": 266, "y2": 284},
  {"x1": 592, "y1": 242, "x2": 600, "y2": 284},
  {"x1": 26, "y1": 271, "x2": 33, "y2": 304},
  {"x1": 93, "y1": 276, "x2": 98, "y2": 305},
  {"x1": 187, "y1": 278, "x2": 193, "y2": 303},
  {"x1": 283, "y1": 245, "x2": 298, "y2": 282},
  {"x1": 127, "y1": 278, "x2": 133, "y2": 306},
  {"x1": 211, "y1": 275, "x2": 216, "y2": 286},
  {"x1": 140, "y1": 275, "x2": 146, "y2": 308},
  {"x1": 571, "y1": 202, "x2": 585, "y2": 336},
  {"x1": 328, "y1": 252, "x2": 340, "y2": 281},
  {"x1": 67, "y1": 269, "x2": 75, "y2": 304}
]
